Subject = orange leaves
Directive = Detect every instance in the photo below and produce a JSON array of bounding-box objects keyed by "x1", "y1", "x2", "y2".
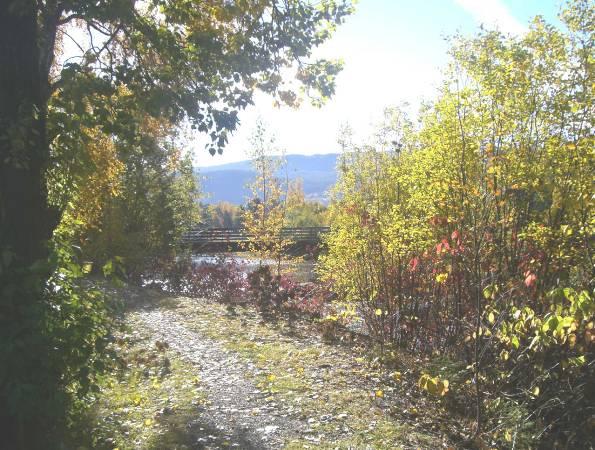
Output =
[
  {"x1": 429, "y1": 215, "x2": 448, "y2": 227},
  {"x1": 64, "y1": 127, "x2": 123, "y2": 232}
]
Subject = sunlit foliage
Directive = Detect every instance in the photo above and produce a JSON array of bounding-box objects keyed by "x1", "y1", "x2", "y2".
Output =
[
  {"x1": 243, "y1": 119, "x2": 293, "y2": 271},
  {"x1": 320, "y1": 1, "x2": 594, "y2": 445},
  {"x1": 203, "y1": 201, "x2": 244, "y2": 228},
  {"x1": 1, "y1": 0, "x2": 353, "y2": 446},
  {"x1": 285, "y1": 178, "x2": 329, "y2": 227}
]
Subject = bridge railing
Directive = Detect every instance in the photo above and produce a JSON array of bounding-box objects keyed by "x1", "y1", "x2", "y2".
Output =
[{"x1": 181, "y1": 226, "x2": 330, "y2": 244}]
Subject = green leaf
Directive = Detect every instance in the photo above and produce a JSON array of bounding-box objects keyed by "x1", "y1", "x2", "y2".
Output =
[
  {"x1": 558, "y1": 316, "x2": 574, "y2": 330},
  {"x1": 102, "y1": 260, "x2": 114, "y2": 276},
  {"x1": 542, "y1": 315, "x2": 558, "y2": 333},
  {"x1": 511, "y1": 336, "x2": 520, "y2": 350},
  {"x1": 483, "y1": 285, "x2": 494, "y2": 300}
]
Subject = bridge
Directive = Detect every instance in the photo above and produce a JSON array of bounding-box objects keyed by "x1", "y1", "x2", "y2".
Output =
[{"x1": 181, "y1": 226, "x2": 330, "y2": 253}]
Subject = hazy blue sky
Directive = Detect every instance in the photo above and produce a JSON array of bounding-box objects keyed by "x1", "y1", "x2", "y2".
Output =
[{"x1": 196, "y1": 0, "x2": 564, "y2": 167}]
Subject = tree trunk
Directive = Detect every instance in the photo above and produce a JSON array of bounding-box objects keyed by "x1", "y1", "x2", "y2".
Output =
[
  {"x1": 0, "y1": 1, "x2": 53, "y2": 264},
  {"x1": 0, "y1": 1, "x2": 57, "y2": 447}
]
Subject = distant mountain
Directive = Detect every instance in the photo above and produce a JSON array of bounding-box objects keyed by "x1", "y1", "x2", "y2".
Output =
[{"x1": 196, "y1": 153, "x2": 339, "y2": 205}]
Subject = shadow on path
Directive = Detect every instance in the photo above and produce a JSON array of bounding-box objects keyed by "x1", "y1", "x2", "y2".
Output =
[{"x1": 146, "y1": 412, "x2": 264, "y2": 449}]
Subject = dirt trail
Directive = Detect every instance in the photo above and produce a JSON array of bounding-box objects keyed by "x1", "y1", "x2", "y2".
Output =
[
  {"x1": 134, "y1": 305, "x2": 306, "y2": 449},
  {"x1": 112, "y1": 287, "x2": 453, "y2": 449}
]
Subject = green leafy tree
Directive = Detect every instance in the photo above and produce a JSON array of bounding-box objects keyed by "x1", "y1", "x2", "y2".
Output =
[
  {"x1": 285, "y1": 178, "x2": 329, "y2": 227},
  {"x1": 84, "y1": 115, "x2": 200, "y2": 275},
  {"x1": 243, "y1": 119, "x2": 293, "y2": 274},
  {"x1": 0, "y1": 0, "x2": 353, "y2": 446},
  {"x1": 321, "y1": 1, "x2": 593, "y2": 445}
]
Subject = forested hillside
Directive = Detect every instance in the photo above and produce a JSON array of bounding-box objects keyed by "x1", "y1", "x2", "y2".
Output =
[{"x1": 198, "y1": 153, "x2": 339, "y2": 204}]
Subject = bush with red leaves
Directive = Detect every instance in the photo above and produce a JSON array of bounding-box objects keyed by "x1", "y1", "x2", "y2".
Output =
[
  {"x1": 142, "y1": 257, "x2": 332, "y2": 318},
  {"x1": 183, "y1": 257, "x2": 248, "y2": 306},
  {"x1": 142, "y1": 256, "x2": 248, "y2": 306}
]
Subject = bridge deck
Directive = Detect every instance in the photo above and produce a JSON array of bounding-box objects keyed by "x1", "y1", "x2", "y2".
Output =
[{"x1": 181, "y1": 226, "x2": 330, "y2": 247}]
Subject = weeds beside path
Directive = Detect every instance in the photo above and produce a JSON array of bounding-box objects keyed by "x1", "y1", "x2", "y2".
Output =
[
  {"x1": 84, "y1": 286, "x2": 458, "y2": 449},
  {"x1": 136, "y1": 303, "x2": 303, "y2": 448}
]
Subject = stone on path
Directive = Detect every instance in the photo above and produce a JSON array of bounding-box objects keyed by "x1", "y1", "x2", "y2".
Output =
[{"x1": 135, "y1": 307, "x2": 305, "y2": 449}]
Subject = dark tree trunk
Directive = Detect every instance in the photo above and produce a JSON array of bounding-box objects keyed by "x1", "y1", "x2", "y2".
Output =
[
  {"x1": 0, "y1": 1, "x2": 58, "y2": 447},
  {"x1": 0, "y1": 1, "x2": 52, "y2": 264}
]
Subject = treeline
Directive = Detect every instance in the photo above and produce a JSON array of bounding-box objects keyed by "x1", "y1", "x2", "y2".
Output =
[
  {"x1": 320, "y1": 2, "x2": 593, "y2": 447},
  {"x1": 201, "y1": 184, "x2": 328, "y2": 229},
  {"x1": 52, "y1": 113, "x2": 200, "y2": 277}
]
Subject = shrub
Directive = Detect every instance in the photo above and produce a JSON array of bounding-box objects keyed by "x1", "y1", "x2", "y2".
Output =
[
  {"x1": 183, "y1": 257, "x2": 248, "y2": 306},
  {"x1": 0, "y1": 241, "x2": 116, "y2": 448},
  {"x1": 247, "y1": 265, "x2": 282, "y2": 318},
  {"x1": 143, "y1": 256, "x2": 249, "y2": 307},
  {"x1": 319, "y1": 4, "x2": 594, "y2": 446},
  {"x1": 286, "y1": 282, "x2": 332, "y2": 318}
]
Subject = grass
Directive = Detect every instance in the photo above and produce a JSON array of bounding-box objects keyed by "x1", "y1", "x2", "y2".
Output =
[
  {"x1": 68, "y1": 313, "x2": 207, "y2": 450},
  {"x1": 69, "y1": 287, "x2": 462, "y2": 449},
  {"x1": 169, "y1": 296, "x2": 452, "y2": 448}
]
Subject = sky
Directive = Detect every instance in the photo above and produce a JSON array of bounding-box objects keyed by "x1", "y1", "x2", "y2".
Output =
[{"x1": 195, "y1": 0, "x2": 564, "y2": 167}]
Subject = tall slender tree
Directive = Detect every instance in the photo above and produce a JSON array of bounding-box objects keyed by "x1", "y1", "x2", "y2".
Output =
[{"x1": 243, "y1": 119, "x2": 292, "y2": 273}]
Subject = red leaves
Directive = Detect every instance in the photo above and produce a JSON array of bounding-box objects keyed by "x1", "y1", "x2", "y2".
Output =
[
  {"x1": 409, "y1": 257, "x2": 419, "y2": 272},
  {"x1": 436, "y1": 239, "x2": 450, "y2": 255},
  {"x1": 435, "y1": 230, "x2": 465, "y2": 257},
  {"x1": 524, "y1": 271, "x2": 537, "y2": 288},
  {"x1": 344, "y1": 203, "x2": 357, "y2": 214}
]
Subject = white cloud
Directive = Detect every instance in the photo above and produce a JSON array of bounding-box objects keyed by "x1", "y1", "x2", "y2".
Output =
[{"x1": 454, "y1": 0, "x2": 526, "y2": 35}]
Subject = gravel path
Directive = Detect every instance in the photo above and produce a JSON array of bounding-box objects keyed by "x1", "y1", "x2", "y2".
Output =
[{"x1": 134, "y1": 305, "x2": 306, "y2": 449}]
